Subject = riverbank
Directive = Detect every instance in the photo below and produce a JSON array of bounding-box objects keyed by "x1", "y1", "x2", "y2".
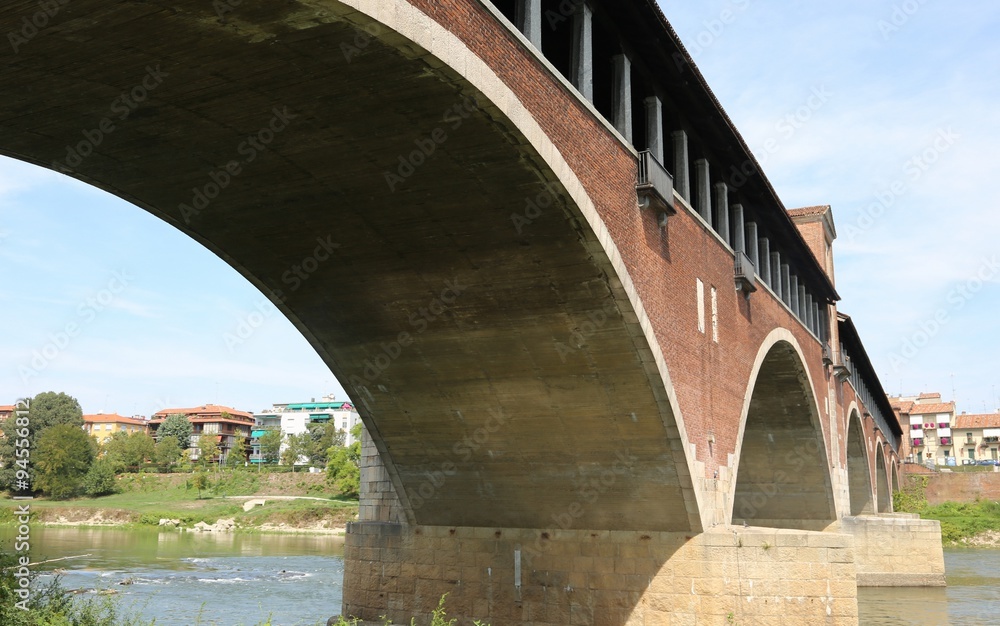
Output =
[
  {"x1": 0, "y1": 470, "x2": 359, "y2": 534},
  {"x1": 897, "y1": 473, "x2": 1000, "y2": 546}
]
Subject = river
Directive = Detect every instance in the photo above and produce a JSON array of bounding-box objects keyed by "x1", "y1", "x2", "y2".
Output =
[{"x1": 2, "y1": 527, "x2": 997, "y2": 625}]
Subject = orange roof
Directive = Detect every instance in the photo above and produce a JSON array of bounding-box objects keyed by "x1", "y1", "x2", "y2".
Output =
[
  {"x1": 787, "y1": 205, "x2": 830, "y2": 217},
  {"x1": 151, "y1": 404, "x2": 253, "y2": 421},
  {"x1": 918, "y1": 392, "x2": 942, "y2": 400},
  {"x1": 909, "y1": 402, "x2": 954, "y2": 416},
  {"x1": 0, "y1": 405, "x2": 15, "y2": 412},
  {"x1": 954, "y1": 413, "x2": 1000, "y2": 429},
  {"x1": 889, "y1": 398, "x2": 914, "y2": 414},
  {"x1": 83, "y1": 413, "x2": 148, "y2": 426}
]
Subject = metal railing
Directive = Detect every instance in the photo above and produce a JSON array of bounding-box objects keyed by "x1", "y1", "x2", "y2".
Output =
[{"x1": 636, "y1": 150, "x2": 675, "y2": 215}]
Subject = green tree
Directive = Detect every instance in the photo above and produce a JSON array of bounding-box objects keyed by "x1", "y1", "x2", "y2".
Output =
[
  {"x1": 326, "y1": 423, "x2": 362, "y2": 497},
  {"x1": 197, "y1": 435, "x2": 221, "y2": 468},
  {"x1": 157, "y1": 413, "x2": 192, "y2": 448},
  {"x1": 83, "y1": 459, "x2": 118, "y2": 496},
  {"x1": 35, "y1": 424, "x2": 96, "y2": 499},
  {"x1": 0, "y1": 391, "x2": 84, "y2": 491},
  {"x1": 306, "y1": 422, "x2": 345, "y2": 466},
  {"x1": 226, "y1": 437, "x2": 248, "y2": 468},
  {"x1": 259, "y1": 429, "x2": 282, "y2": 465},
  {"x1": 103, "y1": 431, "x2": 156, "y2": 473},
  {"x1": 281, "y1": 432, "x2": 312, "y2": 470},
  {"x1": 191, "y1": 471, "x2": 210, "y2": 499},
  {"x1": 154, "y1": 435, "x2": 183, "y2": 471}
]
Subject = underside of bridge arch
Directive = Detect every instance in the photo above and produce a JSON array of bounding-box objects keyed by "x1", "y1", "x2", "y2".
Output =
[
  {"x1": 847, "y1": 411, "x2": 874, "y2": 516},
  {"x1": 0, "y1": 0, "x2": 700, "y2": 531},
  {"x1": 732, "y1": 340, "x2": 836, "y2": 530},
  {"x1": 892, "y1": 460, "x2": 900, "y2": 495},
  {"x1": 876, "y1": 444, "x2": 891, "y2": 513}
]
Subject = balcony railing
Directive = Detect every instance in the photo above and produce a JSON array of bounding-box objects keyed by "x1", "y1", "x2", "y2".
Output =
[
  {"x1": 636, "y1": 150, "x2": 675, "y2": 219},
  {"x1": 734, "y1": 250, "x2": 757, "y2": 297}
]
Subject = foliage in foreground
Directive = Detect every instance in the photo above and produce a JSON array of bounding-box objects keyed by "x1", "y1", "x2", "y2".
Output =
[
  {"x1": 332, "y1": 594, "x2": 490, "y2": 626},
  {"x1": 894, "y1": 474, "x2": 1000, "y2": 543}
]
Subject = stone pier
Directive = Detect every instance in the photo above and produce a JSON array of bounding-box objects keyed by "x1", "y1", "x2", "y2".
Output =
[{"x1": 840, "y1": 514, "x2": 946, "y2": 587}]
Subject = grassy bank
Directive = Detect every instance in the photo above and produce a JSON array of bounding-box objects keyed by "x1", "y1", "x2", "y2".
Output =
[
  {"x1": 0, "y1": 470, "x2": 358, "y2": 532},
  {"x1": 895, "y1": 474, "x2": 1000, "y2": 544}
]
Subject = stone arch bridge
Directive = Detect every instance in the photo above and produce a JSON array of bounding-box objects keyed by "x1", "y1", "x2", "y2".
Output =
[{"x1": 0, "y1": 0, "x2": 942, "y2": 623}]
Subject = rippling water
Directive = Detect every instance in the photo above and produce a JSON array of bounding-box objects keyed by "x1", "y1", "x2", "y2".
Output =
[{"x1": 858, "y1": 549, "x2": 1000, "y2": 625}]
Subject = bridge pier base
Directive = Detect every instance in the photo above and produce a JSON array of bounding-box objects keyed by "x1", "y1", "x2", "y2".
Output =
[
  {"x1": 343, "y1": 522, "x2": 859, "y2": 625},
  {"x1": 840, "y1": 514, "x2": 946, "y2": 587}
]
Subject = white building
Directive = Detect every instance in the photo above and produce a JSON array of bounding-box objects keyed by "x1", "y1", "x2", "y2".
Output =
[{"x1": 250, "y1": 394, "x2": 362, "y2": 465}]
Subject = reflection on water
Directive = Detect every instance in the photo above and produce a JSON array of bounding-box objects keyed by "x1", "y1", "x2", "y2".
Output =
[
  {"x1": 0, "y1": 526, "x2": 345, "y2": 626},
  {"x1": 858, "y1": 549, "x2": 1000, "y2": 625}
]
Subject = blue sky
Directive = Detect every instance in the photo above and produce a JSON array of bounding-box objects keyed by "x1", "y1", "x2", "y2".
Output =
[{"x1": 2, "y1": 0, "x2": 998, "y2": 416}]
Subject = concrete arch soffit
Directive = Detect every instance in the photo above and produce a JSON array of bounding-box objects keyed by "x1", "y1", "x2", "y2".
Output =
[
  {"x1": 726, "y1": 328, "x2": 829, "y2": 522},
  {"x1": 335, "y1": 0, "x2": 703, "y2": 524},
  {"x1": 846, "y1": 404, "x2": 870, "y2": 466}
]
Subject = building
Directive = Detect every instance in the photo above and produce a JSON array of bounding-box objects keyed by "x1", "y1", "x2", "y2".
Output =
[
  {"x1": 954, "y1": 413, "x2": 1000, "y2": 463},
  {"x1": 82, "y1": 413, "x2": 149, "y2": 445},
  {"x1": 251, "y1": 395, "x2": 361, "y2": 465},
  {"x1": 149, "y1": 404, "x2": 254, "y2": 465},
  {"x1": 890, "y1": 393, "x2": 956, "y2": 465}
]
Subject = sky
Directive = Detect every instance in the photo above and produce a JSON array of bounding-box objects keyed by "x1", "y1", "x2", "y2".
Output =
[{"x1": 1, "y1": 0, "x2": 998, "y2": 417}]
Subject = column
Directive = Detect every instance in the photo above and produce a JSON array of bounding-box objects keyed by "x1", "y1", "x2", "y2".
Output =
[
  {"x1": 612, "y1": 54, "x2": 632, "y2": 143},
  {"x1": 672, "y1": 130, "x2": 690, "y2": 203},
  {"x1": 790, "y1": 274, "x2": 799, "y2": 316},
  {"x1": 516, "y1": 0, "x2": 542, "y2": 48},
  {"x1": 747, "y1": 222, "x2": 759, "y2": 269},
  {"x1": 713, "y1": 183, "x2": 729, "y2": 244},
  {"x1": 798, "y1": 286, "x2": 807, "y2": 323},
  {"x1": 781, "y1": 264, "x2": 791, "y2": 307},
  {"x1": 805, "y1": 294, "x2": 814, "y2": 333},
  {"x1": 570, "y1": 2, "x2": 594, "y2": 101},
  {"x1": 733, "y1": 204, "x2": 746, "y2": 254},
  {"x1": 759, "y1": 237, "x2": 771, "y2": 287},
  {"x1": 771, "y1": 251, "x2": 781, "y2": 292},
  {"x1": 694, "y1": 159, "x2": 711, "y2": 223},
  {"x1": 644, "y1": 95, "x2": 663, "y2": 162}
]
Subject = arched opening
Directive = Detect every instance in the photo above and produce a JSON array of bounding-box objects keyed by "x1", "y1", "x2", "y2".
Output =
[
  {"x1": 847, "y1": 410, "x2": 874, "y2": 515},
  {"x1": 892, "y1": 460, "x2": 901, "y2": 495},
  {"x1": 732, "y1": 340, "x2": 836, "y2": 530},
  {"x1": 876, "y1": 444, "x2": 891, "y2": 513}
]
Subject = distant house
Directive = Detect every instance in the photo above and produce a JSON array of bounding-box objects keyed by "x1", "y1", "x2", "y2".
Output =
[
  {"x1": 149, "y1": 404, "x2": 254, "y2": 465},
  {"x1": 889, "y1": 392, "x2": 955, "y2": 465},
  {"x1": 954, "y1": 413, "x2": 1000, "y2": 463},
  {"x1": 251, "y1": 395, "x2": 361, "y2": 465},
  {"x1": 83, "y1": 413, "x2": 149, "y2": 445}
]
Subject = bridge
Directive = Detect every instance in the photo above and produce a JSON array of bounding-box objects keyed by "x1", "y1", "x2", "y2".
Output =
[{"x1": 0, "y1": 0, "x2": 944, "y2": 623}]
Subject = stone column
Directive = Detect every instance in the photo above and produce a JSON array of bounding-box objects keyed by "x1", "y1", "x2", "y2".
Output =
[
  {"x1": 612, "y1": 54, "x2": 632, "y2": 143},
  {"x1": 570, "y1": 3, "x2": 594, "y2": 101},
  {"x1": 790, "y1": 274, "x2": 800, "y2": 316},
  {"x1": 759, "y1": 237, "x2": 771, "y2": 286},
  {"x1": 747, "y1": 222, "x2": 759, "y2": 269},
  {"x1": 644, "y1": 95, "x2": 663, "y2": 162},
  {"x1": 733, "y1": 204, "x2": 746, "y2": 254},
  {"x1": 781, "y1": 263, "x2": 791, "y2": 306},
  {"x1": 671, "y1": 130, "x2": 690, "y2": 203},
  {"x1": 771, "y1": 251, "x2": 781, "y2": 292},
  {"x1": 516, "y1": 0, "x2": 542, "y2": 48},
  {"x1": 713, "y1": 182, "x2": 729, "y2": 244},
  {"x1": 694, "y1": 159, "x2": 711, "y2": 224}
]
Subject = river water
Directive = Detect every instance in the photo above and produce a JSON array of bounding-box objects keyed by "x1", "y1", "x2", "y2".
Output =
[{"x1": 2, "y1": 527, "x2": 997, "y2": 625}]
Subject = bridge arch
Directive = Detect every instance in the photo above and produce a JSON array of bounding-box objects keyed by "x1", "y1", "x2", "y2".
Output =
[
  {"x1": 0, "y1": 0, "x2": 704, "y2": 531},
  {"x1": 875, "y1": 441, "x2": 892, "y2": 513},
  {"x1": 846, "y1": 407, "x2": 875, "y2": 515},
  {"x1": 729, "y1": 329, "x2": 836, "y2": 530}
]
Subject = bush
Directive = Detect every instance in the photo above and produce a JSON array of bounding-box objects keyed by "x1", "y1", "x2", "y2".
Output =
[{"x1": 83, "y1": 460, "x2": 118, "y2": 497}]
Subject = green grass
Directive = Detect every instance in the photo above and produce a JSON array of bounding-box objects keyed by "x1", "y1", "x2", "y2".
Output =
[{"x1": 894, "y1": 474, "x2": 1000, "y2": 544}]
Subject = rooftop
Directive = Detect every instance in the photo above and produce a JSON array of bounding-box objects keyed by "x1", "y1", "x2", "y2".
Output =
[
  {"x1": 909, "y1": 402, "x2": 955, "y2": 416},
  {"x1": 954, "y1": 413, "x2": 1000, "y2": 430},
  {"x1": 83, "y1": 413, "x2": 147, "y2": 426},
  {"x1": 151, "y1": 404, "x2": 253, "y2": 421}
]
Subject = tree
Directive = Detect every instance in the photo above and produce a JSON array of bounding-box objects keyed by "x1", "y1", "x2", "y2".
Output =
[
  {"x1": 226, "y1": 438, "x2": 248, "y2": 468},
  {"x1": 157, "y1": 414, "x2": 193, "y2": 449},
  {"x1": 326, "y1": 423, "x2": 362, "y2": 497},
  {"x1": 306, "y1": 422, "x2": 345, "y2": 466},
  {"x1": 191, "y1": 471, "x2": 210, "y2": 499},
  {"x1": 83, "y1": 459, "x2": 118, "y2": 496},
  {"x1": 103, "y1": 431, "x2": 156, "y2": 473},
  {"x1": 259, "y1": 429, "x2": 282, "y2": 465},
  {"x1": 154, "y1": 435, "x2": 183, "y2": 472},
  {"x1": 281, "y1": 432, "x2": 312, "y2": 470},
  {"x1": 35, "y1": 424, "x2": 96, "y2": 499},
  {"x1": 197, "y1": 435, "x2": 221, "y2": 468},
  {"x1": 0, "y1": 391, "x2": 84, "y2": 492}
]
